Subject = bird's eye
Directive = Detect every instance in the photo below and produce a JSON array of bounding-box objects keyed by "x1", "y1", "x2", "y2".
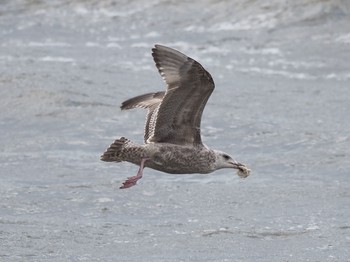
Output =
[{"x1": 223, "y1": 154, "x2": 230, "y2": 160}]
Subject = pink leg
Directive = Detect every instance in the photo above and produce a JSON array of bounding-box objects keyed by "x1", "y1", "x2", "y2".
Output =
[{"x1": 120, "y1": 157, "x2": 149, "y2": 189}]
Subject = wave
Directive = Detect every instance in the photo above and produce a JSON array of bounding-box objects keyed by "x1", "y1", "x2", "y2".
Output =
[{"x1": 2, "y1": 0, "x2": 350, "y2": 29}]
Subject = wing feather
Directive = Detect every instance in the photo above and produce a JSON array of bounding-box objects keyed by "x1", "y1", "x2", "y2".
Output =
[
  {"x1": 147, "y1": 45, "x2": 215, "y2": 145},
  {"x1": 120, "y1": 91, "x2": 165, "y2": 142},
  {"x1": 120, "y1": 45, "x2": 215, "y2": 146}
]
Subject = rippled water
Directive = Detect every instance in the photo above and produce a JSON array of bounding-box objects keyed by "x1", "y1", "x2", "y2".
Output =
[{"x1": 1, "y1": 1, "x2": 350, "y2": 261}]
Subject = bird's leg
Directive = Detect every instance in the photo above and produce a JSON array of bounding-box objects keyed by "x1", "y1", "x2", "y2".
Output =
[{"x1": 120, "y1": 157, "x2": 150, "y2": 189}]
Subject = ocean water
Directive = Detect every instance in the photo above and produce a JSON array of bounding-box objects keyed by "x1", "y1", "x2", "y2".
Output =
[{"x1": 1, "y1": 0, "x2": 350, "y2": 261}]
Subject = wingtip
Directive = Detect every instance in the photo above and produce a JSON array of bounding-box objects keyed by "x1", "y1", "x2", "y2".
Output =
[
  {"x1": 152, "y1": 44, "x2": 159, "y2": 52},
  {"x1": 120, "y1": 103, "x2": 127, "y2": 110},
  {"x1": 120, "y1": 101, "x2": 128, "y2": 110},
  {"x1": 152, "y1": 44, "x2": 162, "y2": 57},
  {"x1": 152, "y1": 44, "x2": 168, "y2": 53}
]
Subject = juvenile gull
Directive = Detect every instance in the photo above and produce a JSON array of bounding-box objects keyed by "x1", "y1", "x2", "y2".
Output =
[{"x1": 101, "y1": 44, "x2": 250, "y2": 189}]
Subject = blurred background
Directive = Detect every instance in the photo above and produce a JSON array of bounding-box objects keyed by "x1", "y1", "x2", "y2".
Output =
[{"x1": 1, "y1": 0, "x2": 350, "y2": 261}]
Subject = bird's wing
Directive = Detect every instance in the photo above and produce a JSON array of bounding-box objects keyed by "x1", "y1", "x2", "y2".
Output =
[
  {"x1": 147, "y1": 44, "x2": 215, "y2": 145},
  {"x1": 121, "y1": 91, "x2": 165, "y2": 143}
]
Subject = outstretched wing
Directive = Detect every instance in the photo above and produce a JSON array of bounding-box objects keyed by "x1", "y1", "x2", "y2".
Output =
[
  {"x1": 148, "y1": 44, "x2": 215, "y2": 145},
  {"x1": 121, "y1": 91, "x2": 165, "y2": 143}
]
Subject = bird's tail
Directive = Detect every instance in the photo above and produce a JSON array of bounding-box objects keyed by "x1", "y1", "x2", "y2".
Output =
[{"x1": 100, "y1": 137, "x2": 132, "y2": 162}]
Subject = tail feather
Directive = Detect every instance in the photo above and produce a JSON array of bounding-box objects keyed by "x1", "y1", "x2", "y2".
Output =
[{"x1": 101, "y1": 137, "x2": 128, "y2": 162}]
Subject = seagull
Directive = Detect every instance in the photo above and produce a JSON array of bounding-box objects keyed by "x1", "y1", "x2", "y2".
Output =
[{"x1": 101, "y1": 44, "x2": 250, "y2": 189}]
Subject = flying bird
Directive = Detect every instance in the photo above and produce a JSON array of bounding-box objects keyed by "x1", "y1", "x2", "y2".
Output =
[{"x1": 101, "y1": 44, "x2": 250, "y2": 189}]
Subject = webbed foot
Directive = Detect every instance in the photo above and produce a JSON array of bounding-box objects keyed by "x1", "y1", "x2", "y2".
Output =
[{"x1": 120, "y1": 157, "x2": 150, "y2": 189}]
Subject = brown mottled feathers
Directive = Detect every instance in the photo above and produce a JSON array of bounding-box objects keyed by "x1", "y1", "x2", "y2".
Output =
[
  {"x1": 121, "y1": 44, "x2": 215, "y2": 146},
  {"x1": 121, "y1": 92, "x2": 165, "y2": 143},
  {"x1": 100, "y1": 137, "x2": 145, "y2": 164},
  {"x1": 101, "y1": 137, "x2": 127, "y2": 162}
]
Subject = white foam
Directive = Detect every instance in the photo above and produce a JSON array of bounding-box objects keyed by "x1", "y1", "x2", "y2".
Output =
[
  {"x1": 335, "y1": 33, "x2": 350, "y2": 44},
  {"x1": 39, "y1": 56, "x2": 75, "y2": 63},
  {"x1": 242, "y1": 47, "x2": 282, "y2": 56},
  {"x1": 74, "y1": 6, "x2": 89, "y2": 15},
  {"x1": 325, "y1": 73, "x2": 350, "y2": 81},
  {"x1": 201, "y1": 46, "x2": 229, "y2": 54},
  {"x1": 3, "y1": 40, "x2": 70, "y2": 47},
  {"x1": 239, "y1": 67, "x2": 315, "y2": 80},
  {"x1": 145, "y1": 31, "x2": 161, "y2": 38},
  {"x1": 96, "y1": 198, "x2": 114, "y2": 203},
  {"x1": 306, "y1": 224, "x2": 319, "y2": 231},
  {"x1": 28, "y1": 41, "x2": 70, "y2": 47},
  {"x1": 106, "y1": 43, "x2": 122, "y2": 48},
  {"x1": 85, "y1": 42, "x2": 100, "y2": 47},
  {"x1": 267, "y1": 59, "x2": 325, "y2": 69},
  {"x1": 210, "y1": 13, "x2": 277, "y2": 31},
  {"x1": 184, "y1": 25, "x2": 206, "y2": 32}
]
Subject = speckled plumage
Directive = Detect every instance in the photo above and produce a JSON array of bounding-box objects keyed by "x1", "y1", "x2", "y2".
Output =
[
  {"x1": 102, "y1": 137, "x2": 218, "y2": 174},
  {"x1": 101, "y1": 45, "x2": 250, "y2": 188}
]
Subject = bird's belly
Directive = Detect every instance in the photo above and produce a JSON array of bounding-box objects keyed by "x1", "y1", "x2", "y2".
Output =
[
  {"x1": 147, "y1": 161, "x2": 212, "y2": 174},
  {"x1": 145, "y1": 144, "x2": 215, "y2": 174}
]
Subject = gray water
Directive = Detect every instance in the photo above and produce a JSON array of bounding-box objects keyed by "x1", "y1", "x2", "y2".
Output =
[{"x1": 1, "y1": 0, "x2": 350, "y2": 261}]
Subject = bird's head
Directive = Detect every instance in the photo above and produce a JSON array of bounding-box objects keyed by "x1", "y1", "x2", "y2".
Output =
[{"x1": 213, "y1": 150, "x2": 251, "y2": 178}]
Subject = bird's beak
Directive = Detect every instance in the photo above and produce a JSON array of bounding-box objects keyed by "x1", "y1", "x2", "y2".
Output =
[{"x1": 229, "y1": 160, "x2": 245, "y2": 170}]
